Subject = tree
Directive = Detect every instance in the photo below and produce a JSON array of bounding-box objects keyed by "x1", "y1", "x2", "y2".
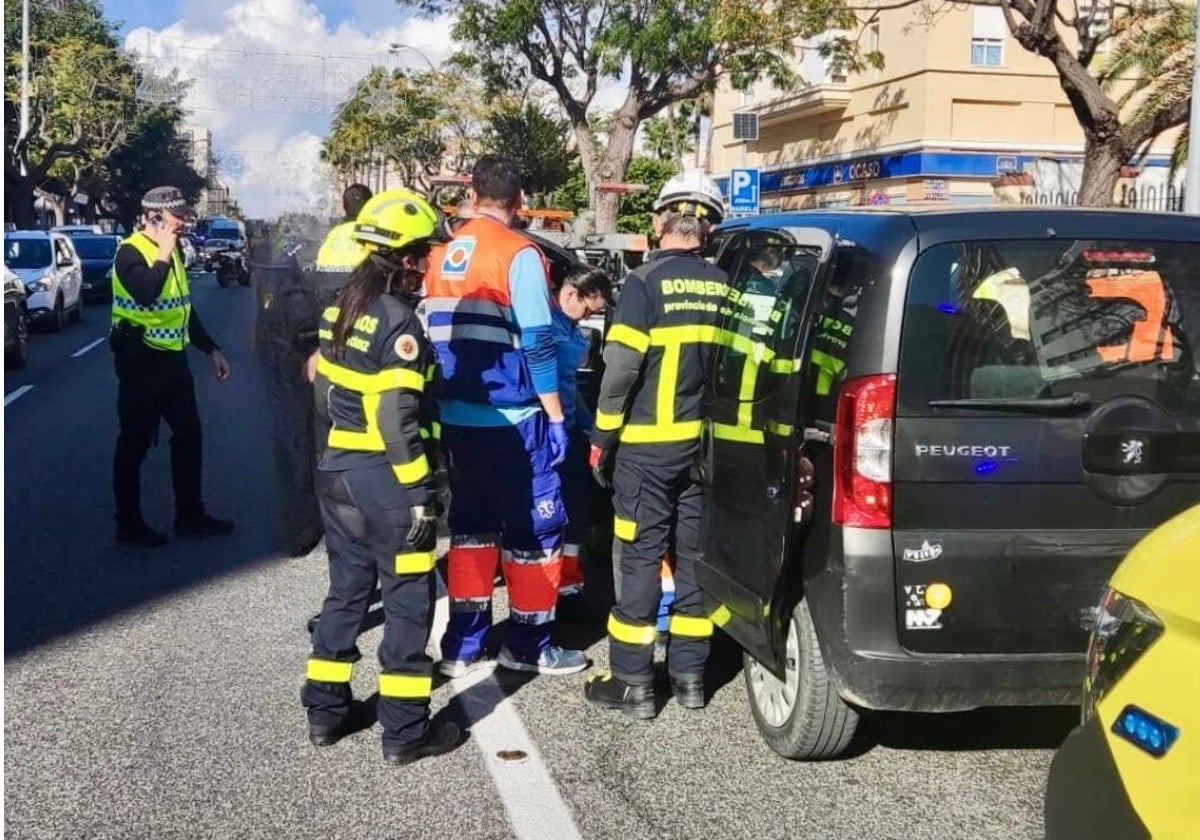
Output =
[
  {"x1": 1099, "y1": 0, "x2": 1195, "y2": 176},
  {"x1": 409, "y1": 0, "x2": 872, "y2": 232},
  {"x1": 643, "y1": 101, "x2": 697, "y2": 168},
  {"x1": 105, "y1": 102, "x2": 207, "y2": 232},
  {"x1": 616, "y1": 156, "x2": 676, "y2": 234},
  {"x1": 485, "y1": 102, "x2": 575, "y2": 200},
  {"x1": 3, "y1": 0, "x2": 135, "y2": 226}
]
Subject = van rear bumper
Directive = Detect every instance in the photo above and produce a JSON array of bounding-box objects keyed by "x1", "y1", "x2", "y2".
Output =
[{"x1": 806, "y1": 526, "x2": 1084, "y2": 712}]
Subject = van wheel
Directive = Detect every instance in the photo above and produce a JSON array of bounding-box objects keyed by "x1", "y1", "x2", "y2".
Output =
[
  {"x1": 743, "y1": 597, "x2": 859, "y2": 760},
  {"x1": 48, "y1": 295, "x2": 65, "y2": 332},
  {"x1": 69, "y1": 296, "x2": 83, "y2": 323}
]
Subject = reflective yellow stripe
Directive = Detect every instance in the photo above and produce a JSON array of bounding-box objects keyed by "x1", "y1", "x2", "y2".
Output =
[
  {"x1": 393, "y1": 453, "x2": 430, "y2": 485},
  {"x1": 657, "y1": 342, "x2": 681, "y2": 427},
  {"x1": 307, "y1": 658, "x2": 353, "y2": 683},
  {"x1": 317, "y1": 356, "x2": 425, "y2": 394},
  {"x1": 770, "y1": 357, "x2": 800, "y2": 374},
  {"x1": 669, "y1": 614, "x2": 714, "y2": 638},
  {"x1": 608, "y1": 614, "x2": 657, "y2": 646},
  {"x1": 419, "y1": 422, "x2": 442, "y2": 441},
  {"x1": 620, "y1": 421, "x2": 703, "y2": 444},
  {"x1": 323, "y1": 306, "x2": 340, "y2": 322},
  {"x1": 811, "y1": 349, "x2": 845, "y2": 397},
  {"x1": 713, "y1": 423, "x2": 764, "y2": 444},
  {"x1": 613, "y1": 516, "x2": 638, "y2": 541},
  {"x1": 648, "y1": 324, "x2": 722, "y2": 345},
  {"x1": 379, "y1": 673, "x2": 432, "y2": 699},
  {"x1": 710, "y1": 604, "x2": 733, "y2": 627},
  {"x1": 767, "y1": 420, "x2": 793, "y2": 436},
  {"x1": 328, "y1": 393, "x2": 385, "y2": 451},
  {"x1": 594, "y1": 409, "x2": 624, "y2": 432},
  {"x1": 395, "y1": 551, "x2": 437, "y2": 574},
  {"x1": 425, "y1": 364, "x2": 437, "y2": 382},
  {"x1": 737, "y1": 354, "x2": 757, "y2": 429},
  {"x1": 606, "y1": 323, "x2": 650, "y2": 354}
]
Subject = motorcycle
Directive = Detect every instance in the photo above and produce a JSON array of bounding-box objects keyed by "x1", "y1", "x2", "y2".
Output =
[{"x1": 210, "y1": 245, "x2": 251, "y2": 288}]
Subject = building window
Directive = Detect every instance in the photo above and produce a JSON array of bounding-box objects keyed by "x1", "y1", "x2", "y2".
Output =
[
  {"x1": 971, "y1": 39, "x2": 1003, "y2": 66},
  {"x1": 972, "y1": 6, "x2": 1006, "y2": 67},
  {"x1": 741, "y1": 86, "x2": 755, "y2": 107},
  {"x1": 1080, "y1": 3, "x2": 1111, "y2": 55},
  {"x1": 869, "y1": 24, "x2": 880, "y2": 54}
]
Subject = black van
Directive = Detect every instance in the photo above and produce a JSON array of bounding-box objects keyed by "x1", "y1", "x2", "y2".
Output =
[{"x1": 698, "y1": 208, "x2": 1200, "y2": 759}]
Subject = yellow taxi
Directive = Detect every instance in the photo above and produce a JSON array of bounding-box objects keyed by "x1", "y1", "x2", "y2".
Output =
[{"x1": 1045, "y1": 502, "x2": 1200, "y2": 839}]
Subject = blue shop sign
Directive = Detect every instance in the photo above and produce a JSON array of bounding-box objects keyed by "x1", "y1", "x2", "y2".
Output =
[{"x1": 719, "y1": 150, "x2": 1047, "y2": 196}]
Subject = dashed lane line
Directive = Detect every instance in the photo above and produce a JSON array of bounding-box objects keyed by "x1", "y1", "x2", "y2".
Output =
[
  {"x1": 4, "y1": 385, "x2": 34, "y2": 406},
  {"x1": 430, "y1": 596, "x2": 585, "y2": 840},
  {"x1": 71, "y1": 336, "x2": 107, "y2": 357}
]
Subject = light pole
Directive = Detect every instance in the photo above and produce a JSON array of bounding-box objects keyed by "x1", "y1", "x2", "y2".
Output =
[{"x1": 1185, "y1": 5, "x2": 1200, "y2": 213}]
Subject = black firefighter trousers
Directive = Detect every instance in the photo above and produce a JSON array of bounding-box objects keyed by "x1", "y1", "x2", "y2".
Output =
[
  {"x1": 608, "y1": 447, "x2": 710, "y2": 685},
  {"x1": 302, "y1": 464, "x2": 436, "y2": 750},
  {"x1": 113, "y1": 343, "x2": 204, "y2": 529}
]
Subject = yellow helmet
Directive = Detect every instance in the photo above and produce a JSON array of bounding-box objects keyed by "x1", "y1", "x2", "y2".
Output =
[{"x1": 353, "y1": 189, "x2": 446, "y2": 252}]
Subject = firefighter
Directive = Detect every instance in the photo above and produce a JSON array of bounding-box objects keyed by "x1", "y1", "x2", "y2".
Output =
[
  {"x1": 584, "y1": 171, "x2": 729, "y2": 719},
  {"x1": 550, "y1": 265, "x2": 614, "y2": 599},
  {"x1": 301, "y1": 189, "x2": 460, "y2": 765},
  {"x1": 424, "y1": 155, "x2": 586, "y2": 677},
  {"x1": 110, "y1": 186, "x2": 233, "y2": 548}
]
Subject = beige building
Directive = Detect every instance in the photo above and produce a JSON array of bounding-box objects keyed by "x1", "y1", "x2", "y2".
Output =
[{"x1": 710, "y1": 6, "x2": 1181, "y2": 211}]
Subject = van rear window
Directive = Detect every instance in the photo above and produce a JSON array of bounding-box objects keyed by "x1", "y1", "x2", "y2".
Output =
[{"x1": 897, "y1": 240, "x2": 1200, "y2": 415}]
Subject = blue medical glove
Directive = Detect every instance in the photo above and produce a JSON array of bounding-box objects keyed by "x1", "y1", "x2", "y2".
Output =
[{"x1": 548, "y1": 419, "x2": 569, "y2": 468}]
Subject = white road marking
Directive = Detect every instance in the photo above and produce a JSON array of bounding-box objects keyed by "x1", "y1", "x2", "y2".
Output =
[
  {"x1": 71, "y1": 337, "x2": 107, "y2": 357},
  {"x1": 4, "y1": 385, "x2": 34, "y2": 406},
  {"x1": 429, "y1": 595, "x2": 584, "y2": 840}
]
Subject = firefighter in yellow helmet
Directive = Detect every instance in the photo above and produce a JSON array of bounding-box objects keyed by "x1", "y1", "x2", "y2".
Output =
[{"x1": 301, "y1": 189, "x2": 460, "y2": 765}]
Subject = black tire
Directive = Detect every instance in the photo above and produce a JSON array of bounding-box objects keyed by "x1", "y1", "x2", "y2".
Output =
[
  {"x1": 69, "y1": 295, "x2": 83, "y2": 323},
  {"x1": 6, "y1": 307, "x2": 29, "y2": 369},
  {"x1": 237, "y1": 268, "x2": 251, "y2": 287},
  {"x1": 217, "y1": 269, "x2": 231, "y2": 288},
  {"x1": 48, "y1": 295, "x2": 65, "y2": 333},
  {"x1": 743, "y1": 597, "x2": 860, "y2": 760}
]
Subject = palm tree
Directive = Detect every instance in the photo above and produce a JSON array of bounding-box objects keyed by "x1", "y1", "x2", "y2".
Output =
[{"x1": 1099, "y1": 0, "x2": 1195, "y2": 174}]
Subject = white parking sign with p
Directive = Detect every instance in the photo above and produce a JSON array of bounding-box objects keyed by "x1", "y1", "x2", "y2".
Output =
[{"x1": 730, "y1": 168, "x2": 760, "y2": 215}]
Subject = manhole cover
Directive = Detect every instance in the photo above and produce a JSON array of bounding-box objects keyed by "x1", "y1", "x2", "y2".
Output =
[{"x1": 495, "y1": 750, "x2": 529, "y2": 763}]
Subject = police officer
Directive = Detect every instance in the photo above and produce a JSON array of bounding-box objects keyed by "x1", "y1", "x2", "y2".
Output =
[
  {"x1": 110, "y1": 186, "x2": 233, "y2": 548},
  {"x1": 584, "y1": 171, "x2": 729, "y2": 719},
  {"x1": 301, "y1": 189, "x2": 460, "y2": 765}
]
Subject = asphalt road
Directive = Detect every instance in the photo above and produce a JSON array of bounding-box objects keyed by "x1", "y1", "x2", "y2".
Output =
[{"x1": 3, "y1": 275, "x2": 1074, "y2": 840}]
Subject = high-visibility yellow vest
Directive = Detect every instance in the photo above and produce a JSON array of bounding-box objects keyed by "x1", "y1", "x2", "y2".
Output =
[
  {"x1": 111, "y1": 232, "x2": 191, "y2": 351},
  {"x1": 314, "y1": 221, "x2": 369, "y2": 272}
]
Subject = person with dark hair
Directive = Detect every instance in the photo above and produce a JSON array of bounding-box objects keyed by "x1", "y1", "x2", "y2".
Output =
[
  {"x1": 301, "y1": 188, "x2": 461, "y2": 766},
  {"x1": 424, "y1": 154, "x2": 587, "y2": 677},
  {"x1": 585, "y1": 170, "x2": 730, "y2": 719},
  {"x1": 550, "y1": 265, "x2": 613, "y2": 598}
]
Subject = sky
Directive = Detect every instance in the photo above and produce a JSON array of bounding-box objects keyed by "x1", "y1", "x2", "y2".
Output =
[
  {"x1": 99, "y1": 0, "x2": 463, "y2": 218},
  {"x1": 100, "y1": 0, "x2": 633, "y2": 219}
]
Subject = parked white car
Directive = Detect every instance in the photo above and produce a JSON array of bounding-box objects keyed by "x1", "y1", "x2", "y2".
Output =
[{"x1": 3, "y1": 230, "x2": 84, "y2": 332}]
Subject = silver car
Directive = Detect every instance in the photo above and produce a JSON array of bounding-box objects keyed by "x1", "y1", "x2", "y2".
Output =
[{"x1": 3, "y1": 230, "x2": 84, "y2": 332}]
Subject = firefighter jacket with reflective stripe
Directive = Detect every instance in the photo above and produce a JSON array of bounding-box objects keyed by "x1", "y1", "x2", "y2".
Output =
[
  {"x1": 811, "y1": 289, "x2": 858, "y2": 396},
  {"x1": 111, "y1": 232, "x2": 191, "y2": 351},
  {"x1": 592, "y1": 249, "x2": 731, "y2": 446},
  {"x1": 422, "y1": 216, "x2": 551, "y2": 410},
  {"x1": 315, "y1": 292, "x2": 439, "y2": 505}
]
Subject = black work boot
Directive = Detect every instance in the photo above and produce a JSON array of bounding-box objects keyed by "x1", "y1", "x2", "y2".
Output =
[
  {"x1": 584, "y1": 673, "x2": 657, "y2": 720},
  {"x1": 116, "y1": 521, "x2": 168, "y2": 549},
  {"x1": 670, "y1": 674, "x2": 706, "y2": 710},
  {"x1": 175, "y1": 512, "x2": 234, "y2": 538},
  {"x1": 382, "y1": 720, "x2": 463, "y2": 766}
]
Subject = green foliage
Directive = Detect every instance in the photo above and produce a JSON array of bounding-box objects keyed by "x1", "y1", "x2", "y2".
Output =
[
  {"x1": 616, "y1": 156, "x2": 676, "y2": 234},
  {"x1": 484, "y1": 102, "x2": 574, "y2": 198},
  {"x1": 106, "y1": 102, "x2": 207, "y2": 231},
  {"x1": 642, "y1": 102, "x2": 696, "y2": 164},
  {"x1": 1098, "y1": 0, "x2": 1195, "y2": 174},
  {"x1": 550, "y1": 162, "x2": 589, "y2": 213}
]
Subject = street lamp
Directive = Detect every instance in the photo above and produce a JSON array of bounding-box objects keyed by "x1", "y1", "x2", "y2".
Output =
[{"x1": 387, "y1": 43, "x2": 437, "y2": 71}]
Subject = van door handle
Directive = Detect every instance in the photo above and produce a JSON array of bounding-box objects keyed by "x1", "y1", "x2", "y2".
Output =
[{"x1": 803, "y1": 427, "x2": 831, "y2": 444}]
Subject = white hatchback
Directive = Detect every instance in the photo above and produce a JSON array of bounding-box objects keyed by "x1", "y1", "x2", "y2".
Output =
[{"x1": 3, "y1": 230, "x2": 84, "y2": 332}]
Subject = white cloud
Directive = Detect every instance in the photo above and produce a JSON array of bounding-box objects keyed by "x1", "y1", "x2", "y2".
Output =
[{"x1": 125, "y1": 0, "x2": 456, "y2": 218}]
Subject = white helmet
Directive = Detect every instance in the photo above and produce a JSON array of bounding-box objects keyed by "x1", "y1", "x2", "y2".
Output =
[{"x1": 653, "y1": 170, "x2": 725, "y2": 225}]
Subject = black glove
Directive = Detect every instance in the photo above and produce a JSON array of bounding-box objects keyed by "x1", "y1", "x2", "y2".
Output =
[
  {"x1": 406, "y1": 504, "x2": 439, "y2": 550},
  {"x1": 589, "y1": 443, "x2": 615, "y2": 490}
]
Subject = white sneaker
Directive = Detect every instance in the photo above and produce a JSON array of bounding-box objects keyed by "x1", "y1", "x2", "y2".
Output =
[
  {"x1": 498, "y1": 645, "x2": 588, "y2": 675},
  {"x1": 438, "y1": 656, "x2": 498, "y2": 678}
]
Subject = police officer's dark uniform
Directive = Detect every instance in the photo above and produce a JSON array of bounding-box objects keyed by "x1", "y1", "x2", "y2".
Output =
[
  {"x1": 584, "y1": 172, "x2": 730, "y2": 718},
  {"x1": 110, "y1": 186, "x2": 233, "y2": 547},
  {"x1": 300, "y1": 189, "x2": 459, "y2": 765}
]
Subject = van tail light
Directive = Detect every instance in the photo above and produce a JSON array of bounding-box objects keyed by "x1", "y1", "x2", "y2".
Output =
[{"x1": 832, "y1": 374, "x2": 896, "y2": 529}]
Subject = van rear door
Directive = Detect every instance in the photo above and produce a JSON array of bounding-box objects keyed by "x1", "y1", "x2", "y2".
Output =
[{"x1": 892, "y1": 237, "x2": 1200, "y2": 654}]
